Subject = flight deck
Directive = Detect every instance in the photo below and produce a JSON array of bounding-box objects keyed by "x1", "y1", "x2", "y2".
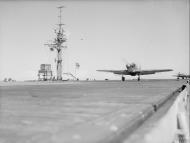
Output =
[{"x1": 0, "y1": 80, "x2": 187, "y2": 143}]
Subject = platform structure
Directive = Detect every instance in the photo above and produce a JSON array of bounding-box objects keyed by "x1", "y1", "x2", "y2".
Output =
[
  {"x1": 0, "y1": 80, "x2": 188, "y2": 143},
  {"x1": 38, "y1": 64, "x2": 53, "y2": 81}
]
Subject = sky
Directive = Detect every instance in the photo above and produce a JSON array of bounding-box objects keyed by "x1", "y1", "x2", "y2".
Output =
[{"x1": 0, "y1": 0, "x2": 189, "y2": 81}]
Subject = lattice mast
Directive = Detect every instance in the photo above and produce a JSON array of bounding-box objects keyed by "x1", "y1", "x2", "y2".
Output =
[{"x1": 45, "y1": 6, "x2": 67, "y2": 80}]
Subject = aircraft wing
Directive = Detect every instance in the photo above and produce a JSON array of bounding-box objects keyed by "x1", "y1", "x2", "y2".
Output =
[
  {"x1": 136, "y1": 69, "x2": 173, "y2": 75},
  {"x1": 96, "y1": 70, "x2": 130, "y2": 75},
  {"x1": 173, "y1": 74, "x2": 190, "y2": 78},
  {"x1": 97, "y1": 69, "x2": 173, "y2": 76}
]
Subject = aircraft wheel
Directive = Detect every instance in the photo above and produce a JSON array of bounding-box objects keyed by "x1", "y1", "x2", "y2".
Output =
[
  {"x1": 137, "y1": 75, "x2": 140, "y2": 81},
  {"x1": 122, "y1": 76, "x2": 125, "y2": 82}
]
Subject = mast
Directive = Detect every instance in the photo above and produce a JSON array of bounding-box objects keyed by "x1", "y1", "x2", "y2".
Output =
[{"x1": 45, "y1": 6, "x2": 67, "y2": 80}]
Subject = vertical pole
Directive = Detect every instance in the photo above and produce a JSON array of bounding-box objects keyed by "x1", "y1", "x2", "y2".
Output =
[
  {"x1": 56, "y1": 6, "x2": 64, "y2": 80},
  {"x1": 57, "y1": 49, "x2": 62, "y2": 80}
]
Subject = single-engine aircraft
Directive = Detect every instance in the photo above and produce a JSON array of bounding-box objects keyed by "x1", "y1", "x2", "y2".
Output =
[
  {"x1": 173, "y1": 73, "x2": 190, "y2": 79},
  {"x1": 97, "y1": 63, "x2": 173, "y2": 81}
]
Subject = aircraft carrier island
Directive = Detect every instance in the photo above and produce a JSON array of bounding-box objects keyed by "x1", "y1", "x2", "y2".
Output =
[{"x1": 0, "y1": 80, "x2": 189, "y2": 143}]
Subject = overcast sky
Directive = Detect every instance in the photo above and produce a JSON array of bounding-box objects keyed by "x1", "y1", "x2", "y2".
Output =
[{"x1": 0, "y1": 0, "x2": 189, "y2": 81}]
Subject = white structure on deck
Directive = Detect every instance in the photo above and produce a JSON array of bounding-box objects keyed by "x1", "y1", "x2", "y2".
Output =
[{"x1": 38, "y1": 64, "x2": 52, "y2": 81}]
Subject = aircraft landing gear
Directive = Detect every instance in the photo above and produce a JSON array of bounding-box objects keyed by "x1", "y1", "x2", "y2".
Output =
[
  {"x1": 137, "y1": 75, "x2": 140, "y2": 81},
  {"x1": 122, "y1": 76, "x2": 125, "y2": 82}
]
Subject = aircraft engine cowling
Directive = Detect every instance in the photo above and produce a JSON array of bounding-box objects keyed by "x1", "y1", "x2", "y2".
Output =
[{"x1": 129, "y1": 72, "x2": 137, "y2": 76}]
